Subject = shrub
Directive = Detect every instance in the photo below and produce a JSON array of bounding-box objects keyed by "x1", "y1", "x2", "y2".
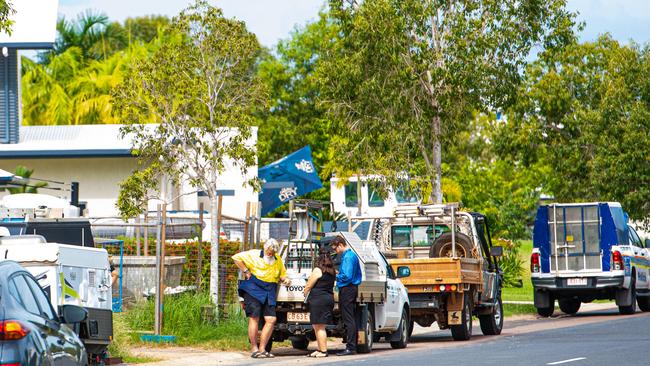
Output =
[{"x1": 495, "y1": 238, "x2": 525, "y2": 288}]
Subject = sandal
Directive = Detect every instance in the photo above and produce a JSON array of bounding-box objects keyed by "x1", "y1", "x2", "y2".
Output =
[
  {"x1": 314, "y1": 351, "x2": 328, "y2": 358},
  {"x1": 251, "y1": 351, "x2": 263, "y2": 358},
  {"x1": 262, "y1": 351, "x2": 275, "y2": 358}
]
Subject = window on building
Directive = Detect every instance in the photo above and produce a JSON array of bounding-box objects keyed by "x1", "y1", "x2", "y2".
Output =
[
  {"x1": 345, "y1": 182, "x2": 359, "y2": 207},
  {"x1": 368, "y1": 183, "x2": 385, "y2": 207}
]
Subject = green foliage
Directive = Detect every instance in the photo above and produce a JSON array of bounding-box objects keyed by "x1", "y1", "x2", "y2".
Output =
[
  {"x1": 122, "y1": 292, "x2": 250, "y2": 349},
  {"x1": 495, "y1": 238, "x2": 525, "y2": 288},
  {"x1": 6, "y1": 166, "x2": 48, "y2": 194},
  {"x1": 116, "y1": 166, "x2": 159, "y2": 220},
  {"x1": 114, "y1": 0, "x2": 266, "y2": 217},
  {"x1": 320, "y1": 0, "x2": 578, "y2": 202},
  {"x1": 0, "y1": 0, "x2": 14, "y2": 34},
  {"x1": 500, "y1": 35, "x2": 650, "y2": 221}
]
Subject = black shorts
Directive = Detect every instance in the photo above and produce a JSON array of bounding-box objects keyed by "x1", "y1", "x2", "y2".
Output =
[{"x1": 243, "y1": 291, "x2": 276, "y2": 318}]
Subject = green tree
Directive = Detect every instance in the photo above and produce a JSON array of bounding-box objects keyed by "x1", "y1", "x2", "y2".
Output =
[
  {"x1": 113, "y1": 0, "x2": 266, "y2": 306},
  {"x1": 0, "y1": 0, "x2": 14, "y2": 34},
  {"x1": 320, "y1": 0, "x2": 577, "y2": 203},
  {"x1": 498, "y1": 35, "x2": 650, "y2": 221}
]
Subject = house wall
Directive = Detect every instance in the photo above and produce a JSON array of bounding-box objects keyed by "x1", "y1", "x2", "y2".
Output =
[{"x1": 0, "y1": 157, "x2": 138, "y2": 217}]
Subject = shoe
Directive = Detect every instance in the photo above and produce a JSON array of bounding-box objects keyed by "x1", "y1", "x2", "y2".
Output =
[{"x1": 336, "y1": 349, "x2": 356, "y2": 356}]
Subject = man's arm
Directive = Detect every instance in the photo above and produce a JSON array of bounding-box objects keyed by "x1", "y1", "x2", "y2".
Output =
[
  {"x1": 336, "y1": 253, "x2": 352, "y2": 283},
  {"x1": 232, "y1": 251, "x2": 252, "y2": 280}
]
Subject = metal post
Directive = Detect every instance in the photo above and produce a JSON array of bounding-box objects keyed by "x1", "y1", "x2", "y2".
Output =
[
  {"x1": 70, "y1": 182, "x2": 79, "y2": 207},
  {"x1": 160, "y1": 203, "x2": 167, "y2": 330},
  {"x1": 451, "y1": 205, "x2": 456, "y2": 257},
  {"x1": 144, "y1": 210, "x2": 149, "y2": 256},
  {"x1": 243, "y1": 202, "x2": 250, "y2": 250},
  {"x1": 216, "y1": 196, "x2": 223, "y2": 311},
  {"x1": 135, "y1": 215, "x2": 141, "y2": 256},
  {"x1": 197, "y1": 202, "x2": 204, "y2": 290},
  {"x1": 410, "y1": 217, "x2": 414, "y2": 259},
  {"x1": 256, "y1": 203, "x2": 262, "y2": 248},
  {"x1": 154, "y1": 204, "x2": 163, "y2": 335}
]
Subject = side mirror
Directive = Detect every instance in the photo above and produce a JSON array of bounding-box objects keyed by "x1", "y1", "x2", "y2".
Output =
[
  {"x1": 490, "y1": 246, "x2": 504, "y2": 257},
  {"x1": 59, "y1": 305, "x2": 88, "y2": 324},
  {"x1": 396, "y1": 266, "x2": 411, "y2": 278}
]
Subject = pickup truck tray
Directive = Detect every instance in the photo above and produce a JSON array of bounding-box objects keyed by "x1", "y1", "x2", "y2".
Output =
[{"x1": 389, "y1": 257, "x2": 482, "y2": 293}]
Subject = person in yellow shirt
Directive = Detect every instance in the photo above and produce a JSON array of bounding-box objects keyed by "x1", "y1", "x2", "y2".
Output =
[{"x1": 232, "y1": 239, "x2": 290, "y2": 359}]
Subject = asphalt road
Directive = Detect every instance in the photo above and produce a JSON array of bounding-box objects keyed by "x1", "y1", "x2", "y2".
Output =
[{"x1": 321, "y1": 309, "x2": 650, "y2": 366}]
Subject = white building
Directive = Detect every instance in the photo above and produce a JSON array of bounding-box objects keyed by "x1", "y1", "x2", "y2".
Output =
[
  {"x1": 0, "y1": 124, "x2": 257, "y2": 218},
  {"x1": 330, "y1": 175, "x2": 419, "y2": 217}
]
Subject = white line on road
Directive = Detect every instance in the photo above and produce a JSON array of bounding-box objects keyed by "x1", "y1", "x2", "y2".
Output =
[{"x1": 547, "y1": 357, "x2": 587, "y2": 365}]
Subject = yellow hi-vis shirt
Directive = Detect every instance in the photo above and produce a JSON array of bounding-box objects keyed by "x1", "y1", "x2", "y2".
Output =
[{"x1": 232, "y1": 249, "x2": 287, "y2": 283}]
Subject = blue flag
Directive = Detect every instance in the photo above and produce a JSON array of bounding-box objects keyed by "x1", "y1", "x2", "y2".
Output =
[{"x1": 258, "y1": 145, "x2": 323, "y2": 216}]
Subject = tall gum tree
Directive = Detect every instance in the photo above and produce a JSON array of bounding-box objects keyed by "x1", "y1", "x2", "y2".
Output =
[
  {"x1": 113, "y1": 0, "x2": 266, "y2": 306},
  {"x1": 321, "y1": 0, "x2": 577, "y2": 202}
]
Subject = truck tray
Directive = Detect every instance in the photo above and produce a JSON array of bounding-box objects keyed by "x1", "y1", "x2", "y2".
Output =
[{"x1": 389, "y1": 257, "x2": 482, "y2": 293}]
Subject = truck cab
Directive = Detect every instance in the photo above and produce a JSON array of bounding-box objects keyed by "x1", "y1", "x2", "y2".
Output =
[{"x1": 531, "y1": 202, "x2": 650, "y2": 316}]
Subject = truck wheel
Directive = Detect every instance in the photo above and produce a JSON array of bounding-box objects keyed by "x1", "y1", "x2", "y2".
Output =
[
  {"x1": 356, "y1": 307, "x2": 374, "y2": 354},
  {"x1": 558, "y1": 298, "x2": 581, "y2": 315},
  {"x1": 429, "y1": 232, "x2": 473, "y2": 258},
  {"x1": 390, "y1": 308, "x2": 409, "y2": 349},
  {"x1": 450, "y1": 293, "x2": 472, "y2": 341},
  {"x1": 290, "y1": 337, "x2": 309, "y2": 350},
  {"x1": 408, "y1": 319, "x2": 414, "y2": 338},
  {"x1": 637, "y1": 296, "x2": 650, "y2": 312},
  {"x1": 619, "y1": 279, "x2": 637, "y2": 315},
  {"x1": 479, "y1": 295, "x2": 503, "y2": 335}
]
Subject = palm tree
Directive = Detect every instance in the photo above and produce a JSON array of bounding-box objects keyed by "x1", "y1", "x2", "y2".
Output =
[{"x1": 7, "y1": 166, "x2": 48, "y2": 194}]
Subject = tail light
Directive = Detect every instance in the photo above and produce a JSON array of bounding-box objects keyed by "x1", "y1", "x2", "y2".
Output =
[
  {"x1": 530, "y1": 252, "x2": 541, "y2": 273},
  {"x1": 0, "y1": 320, "x2": 30, "y2": 340},
  {"x1": 611, "y1": 250, "x2": 623, "y2": 271}
]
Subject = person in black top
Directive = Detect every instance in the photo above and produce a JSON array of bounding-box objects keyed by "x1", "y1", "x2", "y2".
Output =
[{"x1": 303, "y1": 252, "x2": 336, "y2": 358}]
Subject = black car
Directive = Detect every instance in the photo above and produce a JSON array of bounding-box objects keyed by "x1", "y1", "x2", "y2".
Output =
[{"x1": 0, "y1": 260, "x2": 88, "y2": 365}]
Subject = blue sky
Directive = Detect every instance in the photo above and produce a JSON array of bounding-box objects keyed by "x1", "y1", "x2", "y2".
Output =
[{"x1": 58, "y1": 0, "x2": 650, "y2": 48}]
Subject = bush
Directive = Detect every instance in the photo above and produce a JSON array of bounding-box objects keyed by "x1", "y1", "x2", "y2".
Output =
[{"x1": 495, "y1": 238, "x2": 525, "y2": 288}]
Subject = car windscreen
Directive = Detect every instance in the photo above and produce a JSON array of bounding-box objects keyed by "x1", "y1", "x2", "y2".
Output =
[{"x1": 391, "y1": 225, "x2": 449, "y2": 248}]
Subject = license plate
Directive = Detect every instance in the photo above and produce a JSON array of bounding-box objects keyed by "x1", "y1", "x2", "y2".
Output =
[
  {"x1": 567, "y1": 278, "x2": 587, "y2": 286},
  {"x1": 287, "y1": 312, "x2": 310, "y2": 323}
]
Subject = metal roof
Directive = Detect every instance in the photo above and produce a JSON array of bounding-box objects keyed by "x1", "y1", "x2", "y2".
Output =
[{"x1": 0, "y1": 125, "x2": 134, "y2": 158}]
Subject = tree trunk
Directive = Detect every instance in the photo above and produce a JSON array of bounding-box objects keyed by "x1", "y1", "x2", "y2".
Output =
[
  {"x1": 432, "y1": 115, "x2": 443, "y2": 204},
  {"x1": 209, "y1": 194, "x2": 220, "y2": 306}
]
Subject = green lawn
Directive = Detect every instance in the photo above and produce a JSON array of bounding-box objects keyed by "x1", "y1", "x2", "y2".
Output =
[{"x1": 502, "y1": 240, "x2": 534, "y2": 303}]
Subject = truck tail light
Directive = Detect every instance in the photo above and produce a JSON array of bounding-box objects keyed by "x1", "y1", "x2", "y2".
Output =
[
  {"x1": 530, "y1": 252, "x2": 540, "y2": 273},
  {"x1": 611, "y1": 250, "x2": 623, "y2": 271},
  {"x1": 0, "y1": 320, "x2": 30, "y2": 340}
]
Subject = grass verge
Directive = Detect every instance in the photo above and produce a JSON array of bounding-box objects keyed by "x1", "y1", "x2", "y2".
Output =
[
  {"x1": 502, "y1": 240, "x2": 534, "y2": 303},
  {"x1": 503, "y1": 303, "x2": 537, "y2": 317}
]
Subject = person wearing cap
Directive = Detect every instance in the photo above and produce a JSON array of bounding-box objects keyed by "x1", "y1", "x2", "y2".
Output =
[
  {"x1": 232, "y1": 239, "x2": 290, "y2": 359},
  {"x1": 331, "y1": 236, "x2": 362, "y2": 356}
]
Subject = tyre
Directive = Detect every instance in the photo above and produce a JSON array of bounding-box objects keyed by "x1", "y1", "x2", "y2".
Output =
[
  {"x1": 356, "y1": 307, "x2": 374, "y2": 354},
  {"x1": 390, "y1": 308, "x2": 409, "y2": 349},
  {"x1": 637, "y1": 296, "x2": 650, "y2": 312},
  {"x1": 408, "y1": 319, "x2": 414, "y2": 338},
  {"x1": 290, "y1": 337, "x2": 309, "y2": 350},
  {"x1": 558, "y1": 298, "x2": 581, "y2": 315},
  {"x1": 429, "y1": 232, "x2": 473, "y2": 258},
  {"x1": 619, "y1": 277, "x2": 637, "y2": 315},
  {"x1": 450, "y1": 293, "x2": 473, "y2": 341},
  {"x1": 479, "y1": 295, "x2": 503, "y2": 335}
]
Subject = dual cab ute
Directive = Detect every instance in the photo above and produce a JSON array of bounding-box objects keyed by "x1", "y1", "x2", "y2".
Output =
[
  {"x1": 270, "y1": 200, "x2": 411, "y2": 353},
  {"x1": 531, "y1": 202, "x2": 650, "y2": 316},
  {"x1": 384, "y1": 203, "x2": 504, "y2": 341}
]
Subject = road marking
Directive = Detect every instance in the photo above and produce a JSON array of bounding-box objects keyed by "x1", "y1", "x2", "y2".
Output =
[{"x1": 547, "y1": 357, "x2": 587, "y2": 365}]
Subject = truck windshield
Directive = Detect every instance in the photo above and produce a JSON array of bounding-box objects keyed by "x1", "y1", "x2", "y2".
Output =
[{"x1": 391, "y1": 225, "x2": 448, "y2": 247}]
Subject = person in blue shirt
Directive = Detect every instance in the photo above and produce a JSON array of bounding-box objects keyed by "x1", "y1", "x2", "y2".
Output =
[{"x1": 331, "y1": 236, "x2": 362, "y2": 356}]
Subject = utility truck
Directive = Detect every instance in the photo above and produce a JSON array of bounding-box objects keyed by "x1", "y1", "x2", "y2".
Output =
[
  {"x1": 382, "y1": 203, "x2": 504, "y2": 341},
  {"x1": 531, "y1": 202, "x2": 650, "y2": 316},
  {"x1": 270, "y1": 200, "x2": 411, "y2": 353}
]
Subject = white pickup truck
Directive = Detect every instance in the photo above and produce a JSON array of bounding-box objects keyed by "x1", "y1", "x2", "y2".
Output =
[{"x1": 272, "y1": 231, "x2": 411, "y2": 353}]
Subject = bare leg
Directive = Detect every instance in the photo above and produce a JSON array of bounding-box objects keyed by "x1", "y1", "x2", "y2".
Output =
[
  {"x1": 258, "y1": 316, "x2": 276, "y2": 352},
  {"x1": 248, "y1": 317, "x2": 260, "y2": 352},
  {"x1": 313, "y1": 324, "x2": 327, "y2": 352}
]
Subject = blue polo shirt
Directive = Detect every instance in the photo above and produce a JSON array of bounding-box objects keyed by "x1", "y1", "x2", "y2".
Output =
[{"x1": 336, "y1": 248, "x2": 362, "y2": 288}]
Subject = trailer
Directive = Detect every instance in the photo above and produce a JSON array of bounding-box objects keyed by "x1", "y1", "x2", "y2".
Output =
[{"x1": 0, "y1": 238, "x2": 113, "y2": 363}]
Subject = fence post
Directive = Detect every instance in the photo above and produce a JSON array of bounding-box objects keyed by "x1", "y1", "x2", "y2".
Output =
[
  {"x1": 144, "y1": 209, "x2": 149, "y2": 256},
  {"x1": 196, "y1": 202, "x2": 204, "y2": 290},
  {"x1": 216, "y1": 195, "x2": 223, "y2": 316},
  {"x1": 256, "y1": 202, "x2": 262, "y2": 248},
  {"x1": 243, "y1": 202, "x2": 250, "y2": 250},
  {"x1": 135, "y1": 214, "x2": 141, "y2": 256},
  {"x1": 154, "y1": 204, "x2": 163, "y2": 335}
]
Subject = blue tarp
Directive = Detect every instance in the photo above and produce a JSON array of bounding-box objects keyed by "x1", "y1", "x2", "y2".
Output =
[{"x1": 258, "y1": 146, "x2": 323, "y2": 216}]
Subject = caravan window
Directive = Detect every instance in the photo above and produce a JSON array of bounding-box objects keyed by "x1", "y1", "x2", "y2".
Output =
[
  {"x1": 345, "y1": 182, "x2": 359, "y2": 207},
  {"x1": 368, "y1": 183, "x2": 385, "y2": 207},
  {"x1": 395, "y1": 187, "x2": 418, "y2": 204}
]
